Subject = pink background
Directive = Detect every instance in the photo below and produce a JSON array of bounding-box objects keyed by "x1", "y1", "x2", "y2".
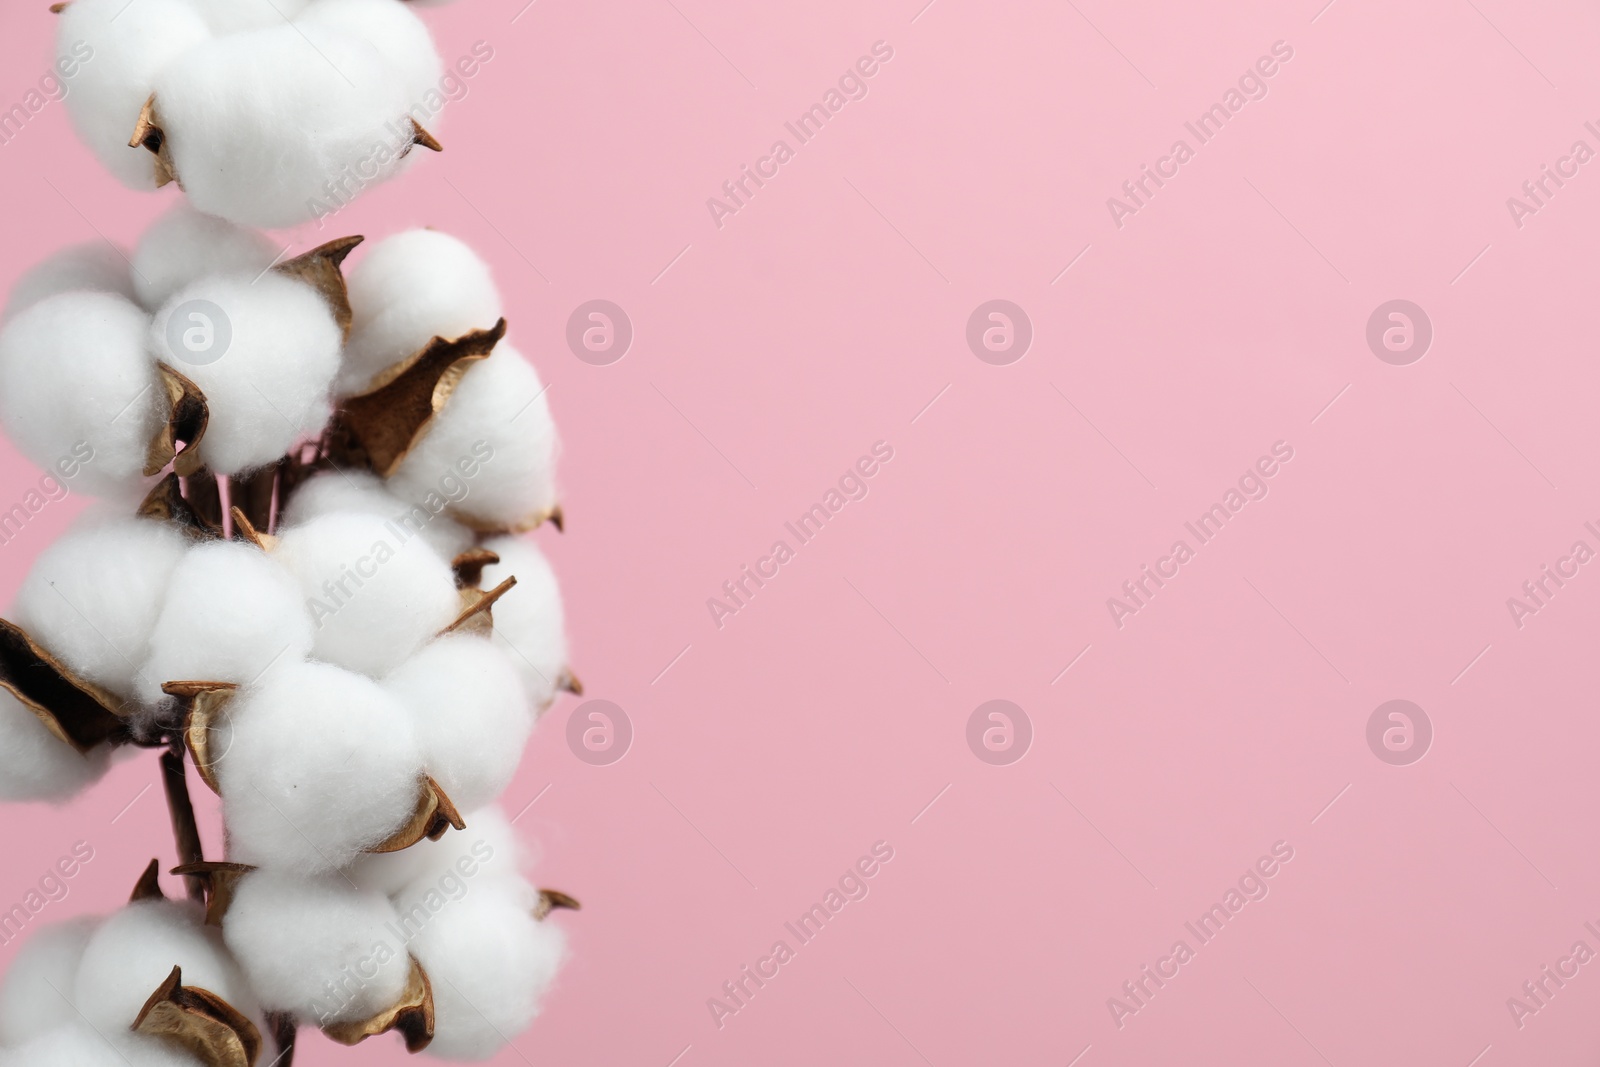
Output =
[{"x1": 4, "y1": 0, "x2": 1600, "y2": 1063}]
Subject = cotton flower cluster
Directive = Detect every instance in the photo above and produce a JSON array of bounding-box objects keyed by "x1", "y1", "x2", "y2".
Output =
[
  {"x1": 57, "y1": 0, "x2": 452, "y2": 227},
  {"x1": 0, "y1": 208, "x2": 574, "y2": 1062}
]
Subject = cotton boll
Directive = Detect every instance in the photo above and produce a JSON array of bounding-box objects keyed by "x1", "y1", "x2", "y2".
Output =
[
  {"x1": 384, "y1": 636, "x2": 529, "y2": 812},
  {"x1": 0, "y1": 292, "x2": 162, "y2": 497},
  {"x1": 13, "y1": 514, "x2": 189, "y2": 699},
  {"x1": 350, "y1": 804, "x2": 525, "y2": 897},
  {"x1": 296, "y1": 0, "x2": 443, "y2": 109},
  {"x1": 73, "y1": 899, "x2": 256, "y2": 1035},
  {"x1": 57, "y1": 0, "x2": 213, "y2": 189},
  {"x1": 218, "y1": 660, "x2": 424, "y2": 871},
  {"x1": 131, "y1": 204, "x2": 278, "y2": 311},
  {"x1": 340, "y1": 230, "x2": 502, "y2": 394},
  {"x1": 0, "y1": 917, "x2": 99, "y2": 1045},
  {"x1": 4, "y1": 242, "x2": 136, "y2": 320},
  {"x1": 282, "y1": 470, "x2": 476, "y2": 561},
  {"x1": 411, "y1": 880, "x2": 565, "y2": 1060},
  {"x1": 223, "y1": 870, "x2": 409, "y2": 1022},
  {"x1": 273, "y1": 513, "x2": 460, "y2": 678},
  {"x1": 149, "y1": 273, "x2": 341, "y2": 476},
  {"x1": 152, "y1": 25, "x2": 418, "y2": 228},
  {"x1": 388, "y1": 346, "x2": 558, "y2": 532},
  {"x1": 479, "y1": 537, "x2": 568, "y2": 712},
  {"x1": 1, "y1": 1026, "x2": 204, "y2": 1067},
  {"x1": 137, "y1": 541, "x2": 314, "y2": 704},
  {"x1": 0, "y1": 690, "x2": 112, "y2": 803}
]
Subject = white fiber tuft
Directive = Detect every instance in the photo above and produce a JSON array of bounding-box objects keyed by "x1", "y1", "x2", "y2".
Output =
[
  {"x1": 0, "y1": 292, "x2": 162, "y2": 497},
  {"x1": 0, "y1": 917, "x2": 99, "y2": 1046},
  {"x1": 4, "y1": 243, "x2": 136, "y2": 320},
  {"x1": 480, "y1": 536, "x2": 569, "y2": 713},
  {"x1": 131, "y1": 203, "x2": 278, "y2": 311},
  {"x1": 216, "y1": 660, "x2": 424, "y2": 872},
  {"x1": 0, "y1": 691, "x2": 112, "y2": 803}
]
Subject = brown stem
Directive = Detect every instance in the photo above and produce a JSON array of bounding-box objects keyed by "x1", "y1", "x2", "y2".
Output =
[
  {"x1": 182, "y1": 468, "x2": 225, "y2": 530},
  {"x1": 160, "y1": 742, "x2": 206, "y2": 903},
  {"x1": 267, "y1": 1011, "x2": 297, "y2": 1067},
  {"x1": 233, "y1": 464, "x2": 278, "y2": 538}
]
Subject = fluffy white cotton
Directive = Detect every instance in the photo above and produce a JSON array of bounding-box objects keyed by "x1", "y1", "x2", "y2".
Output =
[
  {"x1": 0, "y1": 292, "x2": 162, "y2": 497},
  {"x1": 351, "y1": 804, "x2": 525, "y2": 897},
  {"x1": 410, "y1": 879, "x2": 565, "y2": 1060},
  {"x1": 148, "y1": 272, "x2": 342, "y2": 476},
  {"x1": 4, "y1": 243, "x2": 136, "y2": 320},
  {"x1": 0, "y1": 917, "x2": 99, "y2": 1045},
  {"x1": 13, "y1": 514, "x2": 189, "y2": 699},
  {"x1": 281, "y1": 470, "x2": 476, "y2": 561},
  {"x1": 137, "y1": 540, "x2": 314, "y2": 704},
  {"x1": 384, "y1": 636, "x2": 529, "y2": 812},
  {"x1": 73, "y1": 899, "x2": 255, "y2": 1034},
  {"x1": 341, "y1": 230, "x2": 502, "y2": 394},
  {"x1": 182, "y1": 0, "x2": 315, "y2": 34},
  {"x1": 0, "y1": 1026, "x2": 204, "y2": 1067},
  {"x1": 131, "y1": 204, "x2": 278, "y2": 311},
  {"x1": 153, "y1": 25, "x2": 418, "y2": 228},
  {"x1": 57, "y1": 0, "x2": 213, "y2": 189},
  {"x1": 479, "y1": 537, "x2": 569, "y2": 712},
  {"x1": 218, "y1": 660, "x2": 424, "y2": 871},
  {"x1": 223, "y1": 870, "x2": 409, "y2": 1022},
  {"x1": 274, "y1": 513, "x2": 460, "y2": 678},
  {"x1": 297, "y1": 0, "x2": 442, "y2": 108},
  {"x1": 0, "y1": 691, "x2": 112, "y2": 803},
  {"x1": 388, "y1": 346, "x2": 559, "y2": 532}
]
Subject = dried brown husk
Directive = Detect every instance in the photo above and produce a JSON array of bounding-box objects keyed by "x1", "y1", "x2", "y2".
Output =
[
  {"x1": 0, "y1": 618, "x2": 124, "y2": 753},
  {"x1": 533, "y1": 889, "x2": 581, "y2": 921},
  {"x1": 408, "y1": 119, "x2": 443, "y2": 154},
  {"x1": 228, "y1": 507, "x2": 277, "y2": 552},
  {"x1": 440, "y1": 576, "x2": 516, "y2": 637},
  {"x1": 164, "y1": 680, "x2": 239, "y2": 795},
  {"x1": 321, "y1": 955, "x2": 434, "y2": 1052},
  {"x1": 145, "y1": 363, "x2": 210, "y2": 478},
  {"x1": 455, "y1": 503, "x2": 564, "y2": 537},
  {"x1": 274, "y1": 236, "x2": 363, "y2": 340},
  {"x1": 129, "y1": 95, "x2": 179, "y2": 188},
  {"x1": 139, "y1": 474, "x2": 223, "y2": 538},
  {"x1": 369, "y1": 776, "x2": 464, "y2": 853},
  {"x1": 559, "y1": 670, "x2": 584, "y2": 696},
  {"x1": 131, "y1": 858, "x2": 165, "y2": 902},
  {"x1": 171, "y1": 861, "x2": 257, "y2": 926},
  {"x1": 450, "y1": 548, "x2": 499, "y2": 589},
  {"x1": 325, "y1": 320, "x2": 506, "y2": 478},
  {"x1": 134, "y1": 965, "x2": 263, "y2": 1067}
]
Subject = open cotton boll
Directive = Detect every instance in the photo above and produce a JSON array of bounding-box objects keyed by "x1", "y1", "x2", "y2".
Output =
[
  {"x1": 0, "y1": 1026, "x2": 204, "y2": 1067},
  {"x1": 137, "y1": 541, "x2": 314, "y2": 704},
  {"x1": 0, "y1": 917, "x2": 99, "y2": 1045},
  {"x1": 0, "y1": 292, "x2": 162, "y2": 497},
  {"x1": 73, "y1": 899, "x2": 256, "y2": 1034},
  {"x1": 384, "y1": 636, "x2": 529, "y2": 812},
  {"x1": 0, "y1": 690, "x2": 112, "y2": 803},
  {"x1": 3, "y1": 242, "x2": 136, "y2": 320},
  {"x1": 296, "y1": 0, "x2": 443, "y2": 109},
  {"x1": 340, "y1": 230, "x2": 502, "y2": 394},
  {"x1": 149, "y1": 273, "x2": 341, "y2": 476},
  {"x1": 411, "y1": 880, "x2": 566, "y2": 1061},
  {"x1": 351, "y1": 804, "x2": 525, "y2": 897},
  {"x1": 274, "y1": 513, "x2": 460, "y2": 678},
  {"x1": 218, "y1": 660, "x2": 424, "y2": 871},
  {"x1": 388, "y1": 346, "x2": 559, "y2": 532},
  {"x1": 131, "y1": 204, "x2": 278, "y2": 311},
  {"x1": 480, "y1": 537, "x2": 568, "y2": 712},
  {"x1": 152, "y1": 25, "x2": 418, "y2": 228},
  {"x1": 282, "y1": 470, "x2": 476, "y2": 561},
  {"x1": 57, "y1": 0, "x2": 212, "y2": 189},
  {"x1": 13, "y1": 515, "x2": 189, "y2": 699},
  {"x1": 223, "y1": 870, "x2": 409, "y2": 1023}
]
